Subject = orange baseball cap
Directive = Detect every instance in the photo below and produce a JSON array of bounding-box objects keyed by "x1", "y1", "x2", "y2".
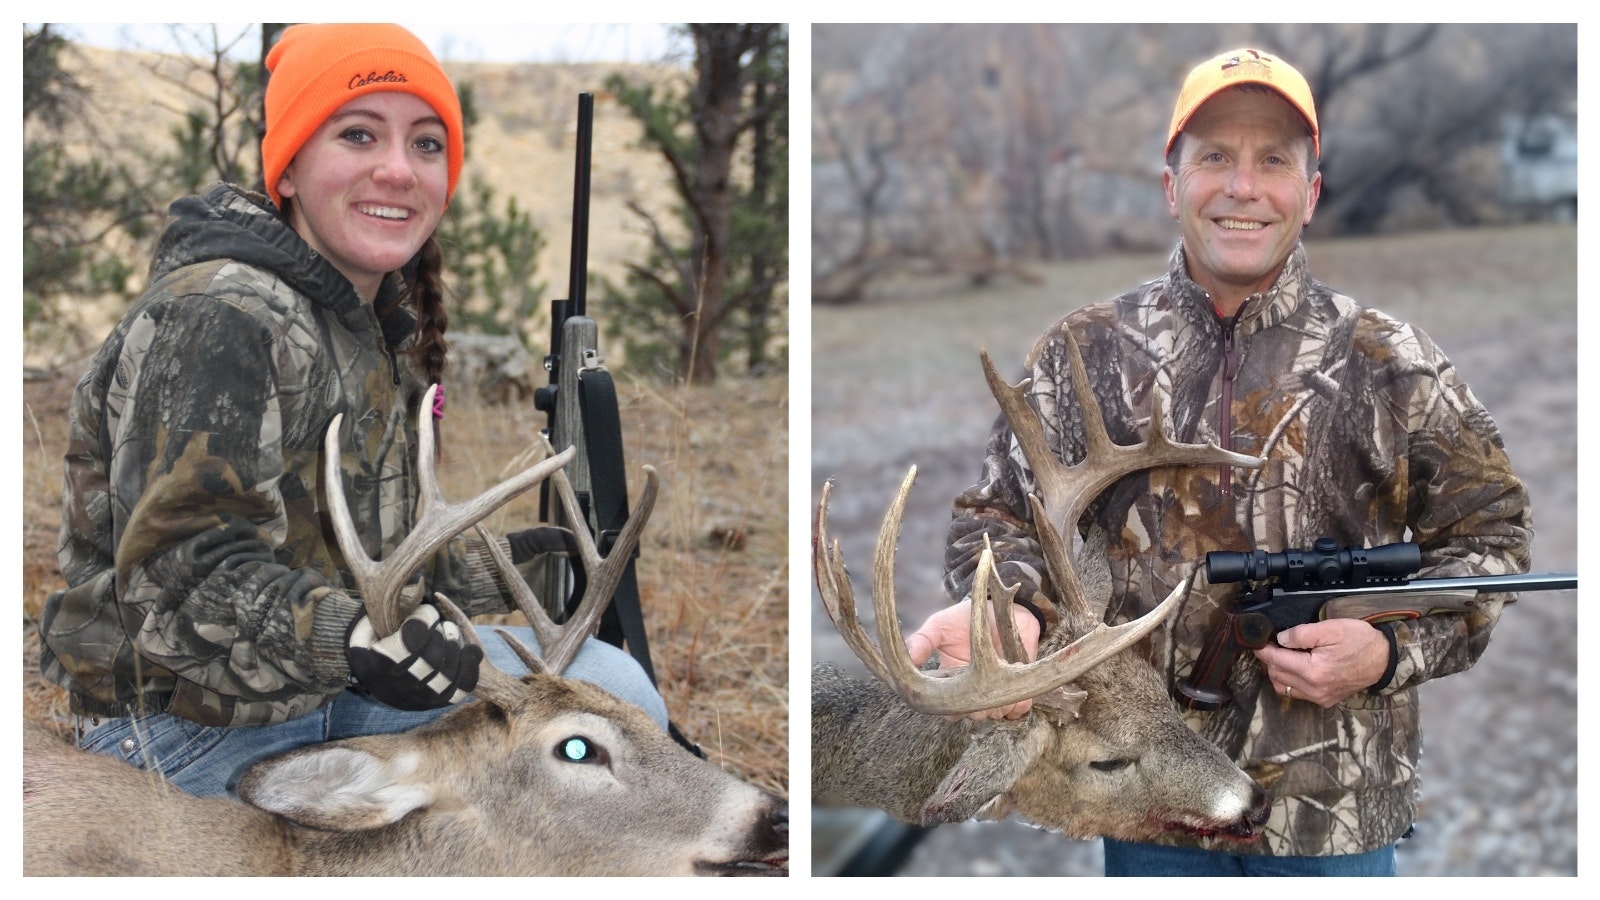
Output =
[
  {"x1": 1167, "y1": 48, "x2": 1319, "y2": 158},
  {"x1": 262, "y1": 23, "x2": 464, "y2": 208}
]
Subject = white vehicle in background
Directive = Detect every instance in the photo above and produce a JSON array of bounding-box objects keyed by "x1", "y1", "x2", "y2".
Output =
[{"x1": 1502, "y1": 112, "x2": 1577, "y2": 222}]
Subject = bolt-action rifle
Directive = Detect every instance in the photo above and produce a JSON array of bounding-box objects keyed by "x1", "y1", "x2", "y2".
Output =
[
  {"x1": 531, "y1": 94, "x2": 660, "y2": 688},
  {"x1": 1173, "y1": 537, "x2": 1578, "y2": 711},
  {"x1": 533, "y1": 92, "x2": 604, "y2": 623},
  {"x1": 530, "y1": 93, "x2": 701, "y2": 757}
]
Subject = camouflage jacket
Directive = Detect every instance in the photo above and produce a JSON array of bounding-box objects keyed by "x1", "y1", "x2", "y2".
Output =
[
  {"x1": 40, "y1": 183, "x2": 517, "y2": 726},
  {"x1": 944, "y1": 244, "x2": 1532, "y2": 856}
]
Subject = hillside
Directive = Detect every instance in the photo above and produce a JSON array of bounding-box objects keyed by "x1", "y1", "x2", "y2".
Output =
[{"x1": 34, "y1": 41, "x2": 682, "y2": 367}]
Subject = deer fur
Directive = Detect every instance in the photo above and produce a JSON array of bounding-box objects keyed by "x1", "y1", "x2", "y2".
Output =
[
  {"x1": 813, "y1": 649, "x2": 1268, "y2": 840},
  {"x1": 25, "y1": 675, "x2": 788, "y2": 876}
]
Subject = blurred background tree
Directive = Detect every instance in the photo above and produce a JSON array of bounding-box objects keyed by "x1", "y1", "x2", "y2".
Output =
[{"x1": 23, "y1": 25, "x2": 153, "y2": 328}]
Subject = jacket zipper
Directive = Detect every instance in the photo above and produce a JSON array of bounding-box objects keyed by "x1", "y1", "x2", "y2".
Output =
[
  {"x1": 1217, "y1": 307, "x2": 1244, "y2": 498},
  {"x1": 368, "y1": 301, "x2": 403, "y2": 387}
]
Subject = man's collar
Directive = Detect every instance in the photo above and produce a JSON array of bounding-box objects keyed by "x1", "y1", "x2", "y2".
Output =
[{"x1": 1166, "y1": 242, "x2": 1309, "y2": 330}]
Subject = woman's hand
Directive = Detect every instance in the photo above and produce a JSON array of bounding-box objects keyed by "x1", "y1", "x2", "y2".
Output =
[{"x1": 346, "y1": 600, "x2": 483, "y2": 710}]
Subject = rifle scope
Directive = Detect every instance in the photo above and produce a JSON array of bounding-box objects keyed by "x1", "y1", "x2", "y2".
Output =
[{"x1": 1206, "y1": 537, "x2": 1421, "y2": 589}]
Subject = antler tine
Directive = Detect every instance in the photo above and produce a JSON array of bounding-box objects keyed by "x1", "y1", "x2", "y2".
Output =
[
  {"x1": 470, "y1": 434, "x2": 571, "y2": 677},
  {"x1": 983, "y1": 532, "x2": 1032, "y2": 665},
  {"x1": 813, "y1": 336, "x2": 1267, "y2": 718},
  {"x1": 926, "y1": 538, "x2": 1193, "y2": 714},
  {"x1": 546, "y1": 464, "x2": 659, "y2": 673},
  {"x1": 434, "y1": 429, "x2": 657, "y2": 701},
  {"x1": 323, "y1": 383, "x2": 577, "y2": 637},
  {"x1": 814, "y1": 475, "x2": 900, "y2": 687},
  {"x1": 980, "y1": 333, "x2": 1261, "y2": 616},
  {"x1": 468, "y1": 430, "x2": 660, "y2": 678},
  {"x1": 812, "y1": 467, "x2": 1056, "y2": 711},
  {"x1": 471, "y1": 524, "x2": 558, "y2": 673},
  {"x1": 814, "y1": 468, "x2": 1196, "y2": 716}
]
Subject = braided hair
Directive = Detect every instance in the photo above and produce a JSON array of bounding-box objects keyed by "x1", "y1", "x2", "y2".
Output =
[
  {"x1": 392, "y1": 233, "x2": 451, "y2": 387},
  {"x1": 385, "y1": 233, "x2": 451, "y2": 459}
]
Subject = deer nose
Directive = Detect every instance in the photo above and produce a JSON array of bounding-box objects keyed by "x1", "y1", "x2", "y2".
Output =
[
  {"x1": 769, "y1": 801, "x2": 789, "y2": 837},
  {"x1": 1242, "y1": 784, "x2": 1273, "y2": 833},
  {"x1": 1252, "y1": 785, "x2": 1271, "y2": 818}
]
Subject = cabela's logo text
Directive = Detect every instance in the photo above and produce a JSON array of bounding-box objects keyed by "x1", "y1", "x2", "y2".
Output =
[{"x1": 349, "y1": 70, "x2": 409, "y2": 89}]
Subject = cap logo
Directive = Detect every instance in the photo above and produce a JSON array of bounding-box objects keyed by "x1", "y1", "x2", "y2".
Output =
[
  {"x1": 1219, "y1": 50, "x2": 1274, "y2": 80},
  {"x1": 350, "y1": 70, "x2": 410, "y2": 90}
]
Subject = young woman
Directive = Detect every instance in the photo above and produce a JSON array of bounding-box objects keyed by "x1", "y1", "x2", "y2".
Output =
[{"x1": 38, "y1": 23, "x2": 665, "y2": 797}]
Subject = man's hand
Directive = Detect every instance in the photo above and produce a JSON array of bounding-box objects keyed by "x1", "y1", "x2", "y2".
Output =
[
  {"x1": 1253, "y1": 618, "x2": 1390, "y2": 708},
  {"x1": 905, "y1": 598, "x2": 1042, "y2": 721},
  {"x1": 347, "y1": 601, "x2": 483, "y2": 710}
]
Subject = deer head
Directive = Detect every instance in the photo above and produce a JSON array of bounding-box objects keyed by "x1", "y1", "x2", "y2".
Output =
[{"x1": 812, "y1": 330, "x2": 1273, "y2": 842}]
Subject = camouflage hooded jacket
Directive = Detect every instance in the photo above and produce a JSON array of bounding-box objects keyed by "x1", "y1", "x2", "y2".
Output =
[
  {"x1": 943, "y1": 244, "x2": 1532, "y2": 856},
  {"x1": 40, "y1": 183, "x2": 517, "y2": 726}
]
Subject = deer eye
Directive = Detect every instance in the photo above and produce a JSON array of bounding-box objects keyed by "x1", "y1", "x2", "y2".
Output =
[
  {"x1": 1089, "y1": 758, "x2": 1133, "y2": 772},
  {"x1": 556, "y1": 736, "x2": 602, "y2": 764}
]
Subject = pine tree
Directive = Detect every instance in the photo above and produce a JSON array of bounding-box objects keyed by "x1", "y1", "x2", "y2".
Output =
[{"x1": 602, "y1": 24, "x2": 789, "y2": 382}]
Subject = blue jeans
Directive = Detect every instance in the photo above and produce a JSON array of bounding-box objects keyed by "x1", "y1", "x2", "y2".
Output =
[
  {"x1": 80, "y1": 626, "x2": 667, "y2": 798},
  {"x1": 1103, "y1": 839, "x2": 1396, "y2": 876}
]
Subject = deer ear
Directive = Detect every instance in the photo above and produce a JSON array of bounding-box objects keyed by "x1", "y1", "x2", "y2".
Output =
[
  {"x1": 238, "y1": 745, "x2": 435, "y2": 831},
  {"x1": 918, "y1": 719, "x2": 1049, "y2": 825}
]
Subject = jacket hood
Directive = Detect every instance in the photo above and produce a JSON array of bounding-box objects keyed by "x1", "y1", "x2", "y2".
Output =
[{"x1": 147, "y1": 182, "x2": 373, "y2": 330}]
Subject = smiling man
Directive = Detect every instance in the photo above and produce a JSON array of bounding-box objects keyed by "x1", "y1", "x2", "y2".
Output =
[
  {"x1": 1163, "y1": 62, "x2": 1321, "y2": 317},
  {"x1": 910, "y1": 47, "x2": 1532, "y2": 876}
]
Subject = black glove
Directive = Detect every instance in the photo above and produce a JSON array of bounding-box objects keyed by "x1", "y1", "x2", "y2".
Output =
[
  {"x1": 346, "y1": 602, "x2": 483, "y2": 710},
  {"x1": 506, "y1": 526, "x2": 580, "y2": 564}
]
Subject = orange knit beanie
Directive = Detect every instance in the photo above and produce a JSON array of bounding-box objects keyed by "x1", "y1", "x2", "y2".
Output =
[{"x1": 262, "y1": 23, "x2": 464, "y2": 208}]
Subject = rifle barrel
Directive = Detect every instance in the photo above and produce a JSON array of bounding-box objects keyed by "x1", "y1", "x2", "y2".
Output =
[
  {"x1": 1282, "y1": 572, "x2": 1577, "y2": 603},
  {"x1": 567, "y1": 92, "x2": 593, "y2": 318}
]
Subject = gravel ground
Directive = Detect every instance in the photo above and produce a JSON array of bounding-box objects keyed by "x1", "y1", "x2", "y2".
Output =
[{"x1": 809, "y1": 227, "x2": 1577, "y2": 877}]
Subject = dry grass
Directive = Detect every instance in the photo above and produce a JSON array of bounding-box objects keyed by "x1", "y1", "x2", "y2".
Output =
[
  {"x1": 21, "y1": 365, "x2": 788, "y2": 800},
  {"x1": 22, "y1": 369, "x2": 74, "y2": 729},
  {"x1": 594, "y1": 373, "x2": 789, "y2": 796}
]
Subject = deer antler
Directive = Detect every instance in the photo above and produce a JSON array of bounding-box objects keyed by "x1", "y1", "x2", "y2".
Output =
[
  {"x1": 323, "y1": 384, "x2": 575, "y2": 637},
  {"x1": 814, "y1": 330, "x2": 1265, "y2": 717},
  {"x1": 436, "y1": 457, "x2": 658, "y2": 709},
  {"x1": 979, "y1": 330, "x2": 1262, "y2": 621}
]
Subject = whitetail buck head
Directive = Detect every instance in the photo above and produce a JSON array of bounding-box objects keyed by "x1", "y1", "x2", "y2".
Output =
[
  {"x1": 812, "y1": 331, "x2": 1273, "y2": 842},
  {"x1": 24, "y1": 386, "x2": 788, "y2": 876}
]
